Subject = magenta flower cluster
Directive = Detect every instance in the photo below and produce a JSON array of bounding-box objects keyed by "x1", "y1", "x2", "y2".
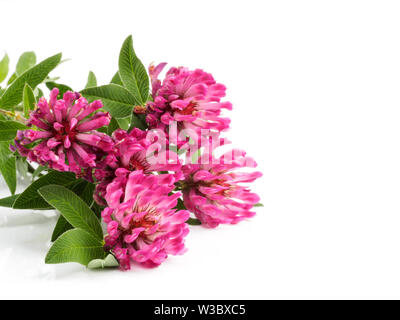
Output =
[
  {"x1": 15, "y1": 64, "x2": 262, "y2": 270},
  {"x1": 146, "y1": 64, "x2": 232, "y2": 147},
  {"x1": 15, "y1": 89, "x2": 113, "y2": 177}
]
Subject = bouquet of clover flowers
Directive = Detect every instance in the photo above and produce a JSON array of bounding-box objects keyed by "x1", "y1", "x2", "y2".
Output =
[{"x1": 0, "y1": 36, "x2": 262, "y2": 270}]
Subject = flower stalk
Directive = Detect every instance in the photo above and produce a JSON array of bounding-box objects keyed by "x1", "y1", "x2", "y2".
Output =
[{"x1": 0, "y1": 108, "x2": 26, "y2": 122}]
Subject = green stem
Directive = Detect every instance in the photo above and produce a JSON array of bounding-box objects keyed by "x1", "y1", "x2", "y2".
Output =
[{"x1": 0, "y1": 108, "x2": 26, "y2": 123}]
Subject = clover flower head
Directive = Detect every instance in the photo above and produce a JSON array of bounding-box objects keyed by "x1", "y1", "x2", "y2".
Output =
[
  {"x1": 102, "y1": 170, "x2": 189, "y2": 270},
  {"x1": 180, "y1": 149, "x2": 262, "y2": 228},
  {"x1": 15, "y1": 88, "x2": 113, "y2": 174}
]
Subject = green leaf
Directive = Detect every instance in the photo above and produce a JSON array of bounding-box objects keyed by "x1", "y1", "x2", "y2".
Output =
[
  {"x1": 0, "y1": 53, "x2": 62, "y2": 109},
  {"x1": 45, "y1": 82, "x2": 72, "y2": 99},
  {"x1": 0, "y1": 142, "x2": 16, "y2": 194},
  {"x1": 51, "y1": 180, "x2": 95, "y2": 241},
  {"x1": 176, "y1": 198, "x2": 186, "y2": 211},
  {"x1": 51, "y1": 180, "x2": 98, "y2": 242},
  {"x1": 111, "y1": 72, "x2": 123, "y2": 85},
  {"x1": 38, "y1": 185, "x2": 103, "y2": 240},
  {"x1": 16, "y1": 157, "x2": 28, "y2": 178},
  {"x1": 88, "y1": 254, "x2": 119, "y2": 269},
  {"x1": 70, "y1": 180, "x2": 95, "y2": 207},
  {"x1": 118, "y1": 35, "x2": 149, "y2": 104},
  {"x1": 51, "y1": 215, "x2": 72, "y2": 242},
  {"x1": 0, "y1": 194, "x2": 19, "y2": 207},
  {"x1": 129, "y1": 112, "x2": 147, "y2": 130},
  {"x1": 187, "y1": 218, "x2": 202, "y2": 226},
  {"x1": 7, "y1": 73, "x2": 16, "y2": 85},
  {"x1": 0, "y1": 120, "x2": 28, "y2": 141},
  {"x1": 13, "y1": 171, "x2": 76, "y2": 210},
  {"x1": 107, "y1": 117, "x2": 120, "y2": 135},
  {"x1": 169, "y1": 145, "x2": 186, "y2": 156},
  {"x1": 0, "y1": 155, "x2": 16, "y2": 194},
  {"x1": 81, "y1": 84, "x2": 139, "y2": 118},
  {"x1": 31, "y1": 165, "x2": 46, "y2": 181},
  {"x1": 45, "y1": 228, "x2": 105, "y2": 266},
  {"x1": 85, "y1": 71, "x2": 97, "y2": 88},
  {"x1": 16, "y1": 52, "x2": 36, "y2": 75},
  {"x1": 91, "y1": 201, "x2": 104, "y2": 219},
  {"x1": 23, "y1": 83, "x2": 36, "y2": 118},
  {"x1": 254, "y1": 203, "x2": 264, "y2": 207},
  {"x1": 0, "y1": 53, "x2": 9, "y2": 83},
  {"x1": 34, "y1": 87, "x2": 44, "y2": 99},
  {"x1": 97, "y1": 126, "x2": 107, "y2": 134},
  {"x1": 44, "y1": 76, "x2": 60, "y2": 83},
  {"x1": 191, "y1": 148, "x2": 202, "y2": 164},
  {"x1": 116, "y1": 116, "x2": 130, "y2": 130}
]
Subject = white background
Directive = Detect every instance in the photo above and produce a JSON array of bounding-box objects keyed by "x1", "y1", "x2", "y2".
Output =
[{"x1": 1, "y1": 0, "x2": 400, "y2": 299}]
